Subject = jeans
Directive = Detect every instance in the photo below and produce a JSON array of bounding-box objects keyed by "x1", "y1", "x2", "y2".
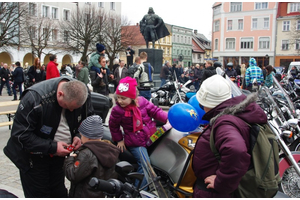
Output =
[
  {"x1": 160, "y1": 78, "x2": 166, "y2": 87},
  {"x1": 90, "y1": 66, "x2": 101, "y2": 74},
  {"x1": 194, "y1": 81, "x2": 200, "y2": 91},
  {"x1": 139, "y1": 90, "x2": 151, "y2": 100},
  {"x1": 127, "y1": 146, "x2": 151, "y2": 189},
  {"x1": 12, "y1": 82, "x2": 22, "y2": 99},
  {"x1": 0, "y1": 79, "x2": 11, "y2": 95}
]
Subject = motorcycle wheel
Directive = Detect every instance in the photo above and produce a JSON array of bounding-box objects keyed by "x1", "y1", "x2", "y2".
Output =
[
  {"x1": 280, "y1": 164, "x2": 300, "y2": 198},
  {"x1": 289, "y1": 137, "x2": 300, "y2": 151}
]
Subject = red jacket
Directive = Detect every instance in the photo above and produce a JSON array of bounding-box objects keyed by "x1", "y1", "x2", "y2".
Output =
[{"x1": 46, "y1": 61, "x2": 60, "y2": 80}]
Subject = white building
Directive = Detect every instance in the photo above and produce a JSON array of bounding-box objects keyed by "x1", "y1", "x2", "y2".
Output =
[{"x1": 0, "y1": 2, "x2": 121, "y2": 68}]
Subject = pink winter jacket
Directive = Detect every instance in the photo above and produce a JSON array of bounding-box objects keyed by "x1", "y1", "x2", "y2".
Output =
[{"x1": 109, "y1": 96, "x2": 168, "y2": 147}]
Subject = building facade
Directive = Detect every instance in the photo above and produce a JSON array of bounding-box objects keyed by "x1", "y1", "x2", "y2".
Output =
[
  {"x1": 275, "y1": 2, "x2": 300, "y2": 68},
  {"x1": 171, "y1": 25, "x2": 193, "y2": 67},
  {"x1": 212, "y1": 2, "x2": 277, "y2": 68},
  {"x1": 0, "y1": 2, "x2": 121, "y2": 68}
]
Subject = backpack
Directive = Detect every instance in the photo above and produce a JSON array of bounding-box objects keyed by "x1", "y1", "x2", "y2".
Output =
[
  {"x1": 138, "y1": 62, "x2": 154, "y2": 88},
  {"x1": 127, "y1": 63, "x2": 139, "y2": 78},
  {"x1": 210, "y1": 119, "x2": 281, "y2": 198}
]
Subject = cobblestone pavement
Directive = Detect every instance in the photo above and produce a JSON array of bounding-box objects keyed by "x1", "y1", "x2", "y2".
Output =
[{"x1": 0, "y1": 91, "x2": 169, "y2": 197}]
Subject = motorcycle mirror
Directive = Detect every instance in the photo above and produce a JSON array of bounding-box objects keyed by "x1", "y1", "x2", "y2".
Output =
[{"x1": 287, "y1": 119, "x2": 298, "y2": 127}]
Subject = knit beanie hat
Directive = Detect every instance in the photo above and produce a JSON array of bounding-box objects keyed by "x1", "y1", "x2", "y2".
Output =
[
  {"x1": 249, "y1": 57, "x2": 257, "y2": 67},
  {"x1": 196, "y1": 74, "x2": 232, "y2": 109},
  {"x1": 96, "y1": 43, "x2": 105, "y2": 53},
  {"x1": 116, "y1": 77, "x2": 137, "y2": 99},
  {"x1": 78, "y1": 115, "x2": 104, "y2": 139}
]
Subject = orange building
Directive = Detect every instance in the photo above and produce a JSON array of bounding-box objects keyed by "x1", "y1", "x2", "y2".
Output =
[{"x1": 212, "y1": 2, "x2": 277, "y2": 68}]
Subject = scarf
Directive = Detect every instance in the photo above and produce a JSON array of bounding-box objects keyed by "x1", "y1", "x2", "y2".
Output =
[{"x1": 124, "y1": 104, "x2": 143, "y2": 133}]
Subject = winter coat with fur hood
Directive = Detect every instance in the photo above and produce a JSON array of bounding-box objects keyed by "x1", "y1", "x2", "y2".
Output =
[
  {"x1": 192, "y1": 93, "x2": 267, "y2": 198},
  {"x1": 109, "y1": 96, "x2": 168, "y2": 147}
]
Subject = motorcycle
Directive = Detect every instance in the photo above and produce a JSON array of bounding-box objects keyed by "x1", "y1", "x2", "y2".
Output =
[
  {"x1": 150, "y1": 72, "x2": 190, "y2": 106},
  {"x1": 97, "y1": 67, "x2": 290, "y2": 198},
  {"x1": 257, "y1": 86, "x2": 300, "y2": 198},
  {"x1": 88, "y1": 149, "x2": 168, "y2": 198}
]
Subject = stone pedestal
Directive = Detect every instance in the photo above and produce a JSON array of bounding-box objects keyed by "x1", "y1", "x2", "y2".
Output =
[{"x1": 138, "y1": 48, "x2": 163, "y2": 75}]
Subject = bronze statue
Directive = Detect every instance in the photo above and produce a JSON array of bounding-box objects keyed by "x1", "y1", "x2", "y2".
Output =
[{"x1": 140, "y1": 7, "x2": 170, "y2": 48}]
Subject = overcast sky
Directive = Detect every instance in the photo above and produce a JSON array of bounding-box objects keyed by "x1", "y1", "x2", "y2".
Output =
[{"x1": 121, "y1": 0, "x2": 214, "y2": 40}]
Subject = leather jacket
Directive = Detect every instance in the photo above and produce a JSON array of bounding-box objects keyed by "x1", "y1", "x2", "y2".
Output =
[{"x1": 4, "y1": 77, "x2": 94, "y2": 172}]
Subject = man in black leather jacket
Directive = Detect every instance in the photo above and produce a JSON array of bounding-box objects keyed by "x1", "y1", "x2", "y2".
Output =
[{"x1": 4, "y1": 77, "x2": 94, "y2": 198}]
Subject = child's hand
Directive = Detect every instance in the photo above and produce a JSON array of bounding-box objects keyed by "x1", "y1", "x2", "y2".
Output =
[{"x1": 117, "y1": 140, "x2": 126, "y2": 153}]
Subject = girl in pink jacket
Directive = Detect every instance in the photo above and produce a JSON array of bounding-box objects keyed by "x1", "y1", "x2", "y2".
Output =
[{"x1": 109, "y1": 77, "x2": 169, "y2": 188}]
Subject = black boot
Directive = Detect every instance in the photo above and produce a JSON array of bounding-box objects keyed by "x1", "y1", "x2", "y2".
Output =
[{"x1": 12, "y1": 96, "x2": 17, "y2": 101}]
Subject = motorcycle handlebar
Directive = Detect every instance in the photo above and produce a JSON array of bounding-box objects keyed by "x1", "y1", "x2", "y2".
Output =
[{"x1": 88, "y1": 177, "x2": 116, "y2": 194}]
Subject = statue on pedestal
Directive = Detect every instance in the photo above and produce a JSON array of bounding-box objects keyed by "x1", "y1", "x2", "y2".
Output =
[{"x1": 140, "y1": 7, "x2": 170, "y2": 49}]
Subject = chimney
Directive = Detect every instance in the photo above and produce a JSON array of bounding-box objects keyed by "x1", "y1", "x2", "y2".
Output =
[{"x1": 194, "y1": 30, "x2": 198, "y2": 34}]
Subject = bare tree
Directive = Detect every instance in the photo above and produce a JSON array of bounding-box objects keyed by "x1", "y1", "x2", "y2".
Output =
[
  {"x1": 98, "y1": 14, "x2": 133, "y2": 69},
  {"x1": 60, "y1": 5, "x2": 108, "y2": 62},
  {"x1": 19, "y1": 3, "x2": 60, "y2": 59},
  {"x1": 288, "y1": 17, "x2": 300, "y2": 55},
  {"x1": 0, "y1": 2, "x2": 27, "y2": 47}
]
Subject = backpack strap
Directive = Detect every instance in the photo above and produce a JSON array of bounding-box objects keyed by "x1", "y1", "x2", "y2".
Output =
[{"x1": 209, "y1": 117, "x2": 251, "y2": 162}]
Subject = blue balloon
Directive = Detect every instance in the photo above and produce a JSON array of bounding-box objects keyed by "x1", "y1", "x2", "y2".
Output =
[
  {"x1": 168, "y1": 103, "x2": 200, "y2": 132},
  {"x1": 188, "y1": 95, "x2": 209, "y2": 125}
]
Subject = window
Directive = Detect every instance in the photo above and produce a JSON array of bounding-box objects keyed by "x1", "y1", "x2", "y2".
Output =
[
  {"x1": 214, "y1": 20, "x2": 220, "y2": 32},
  {"x1": 226, "y1": 38, "x2": 235, "y2": 49},
  {"x1": 213, "y1": 5, "x2": 221, "y2": 15},
  {"x1": 63, "y1": 9, "x2": 70, "y2": 21},
  {"x1": 52, "y1": 29, "x2": 58, "y2": 41},
  {"x1": 282, "y1": 40, "x2": 289, "y2": 50},
  {"x1": 238, "y1": 19, "x2": 243, "y2": 30},
  {"x1": 177, "y1": 35, "x2": 179, "y2": 42},
  {"x1": 84, "y1": 13, "x2": 90, "y2": 23},
  {"x1": 42, "y1": 28, "x2": 49, "y2": 41},
  {"x1": 185, "y1": 36, "x2": 187, "y2": 43},
  {"x1": 259, "y1": 37, "x2": 270, "y2": 49},
  {"x1": 28, "y1": 3, "x2": 36, "y2": 16},
  {"x1": 297, "y1": 20, "x2": 300, "y2": 30},
  {"x1": 296, "y1": 39, "x2": 300, "y2": 50},
  {"x1": 231, "y1": 2, "x2": 242, "y2": 12},
  {"x1": 29, "y1": 26, "x2": 36, "y2": 39},
  {"x1": 215, "y1": 39, "x2": 218, "y2": 50},
  {"x1": 252, "y1": 18, "x2": 257, "y2": 29},
  {"x1": 227, "y1": 20, "x2": 233, "y2": 30},
  {"x1": 52, "y1": 7, "x2": 58, "y2": 19},
  {"x1": 255, "y1": 2, "x2": 268, "y2": 9},
  {"x1": 181, "y1": 36, "x2": 183, "y2": 43},
  {"x1": 283, "y1": 21, "x2": 290, "y2": 31},
  {"x1": 167, "y1": 48, "x2": 170, "y2": 55},
  {"x1": 264, "y1": 18, "x2": 269, "y2": 29},
  {"x1": 290, "y1": 3, "x2": 300, "y2": 12},
  {"x1": 64, "y1": 30, "x2": 69, "y2": 42},
  {"x1": 42, "y1": 5, "x2": 49, "y2": 18},
  {"x1": 110, "y1": 2, "x2": 115, "y2": 10},
  {"x1": 240, "y1": 37, "x2": 253, "y2": 49},
  {"x1": 98, "y1": 2, "x2": 104, "y2": 7},
  {"x1": 0, "y1": 23, "x2": 3, "y2": 35},
  {"x1": 85, "y1": 2, "x2": 91, "y2": 5}
]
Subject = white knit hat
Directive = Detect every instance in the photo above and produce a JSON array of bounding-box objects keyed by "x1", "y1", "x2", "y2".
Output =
[
  {"x1": 196, "y1": 75, "x2": 232, "y2": 109},
  {"x1": 78, "y1": 115, "x2": 104, "y2": 139}
]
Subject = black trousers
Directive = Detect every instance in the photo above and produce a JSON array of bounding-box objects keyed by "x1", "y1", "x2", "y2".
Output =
[{"x1": 19, "y1": 155, "x2": 68, "y2": 198}]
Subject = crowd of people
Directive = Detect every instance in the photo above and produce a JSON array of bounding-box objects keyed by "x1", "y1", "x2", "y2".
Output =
[
  {"x1": 159, "y1": 57, "x2": 278, "y2": 93},
  {"x1": 1, "y1": 43, "x2": 281, "y2": 198}
]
